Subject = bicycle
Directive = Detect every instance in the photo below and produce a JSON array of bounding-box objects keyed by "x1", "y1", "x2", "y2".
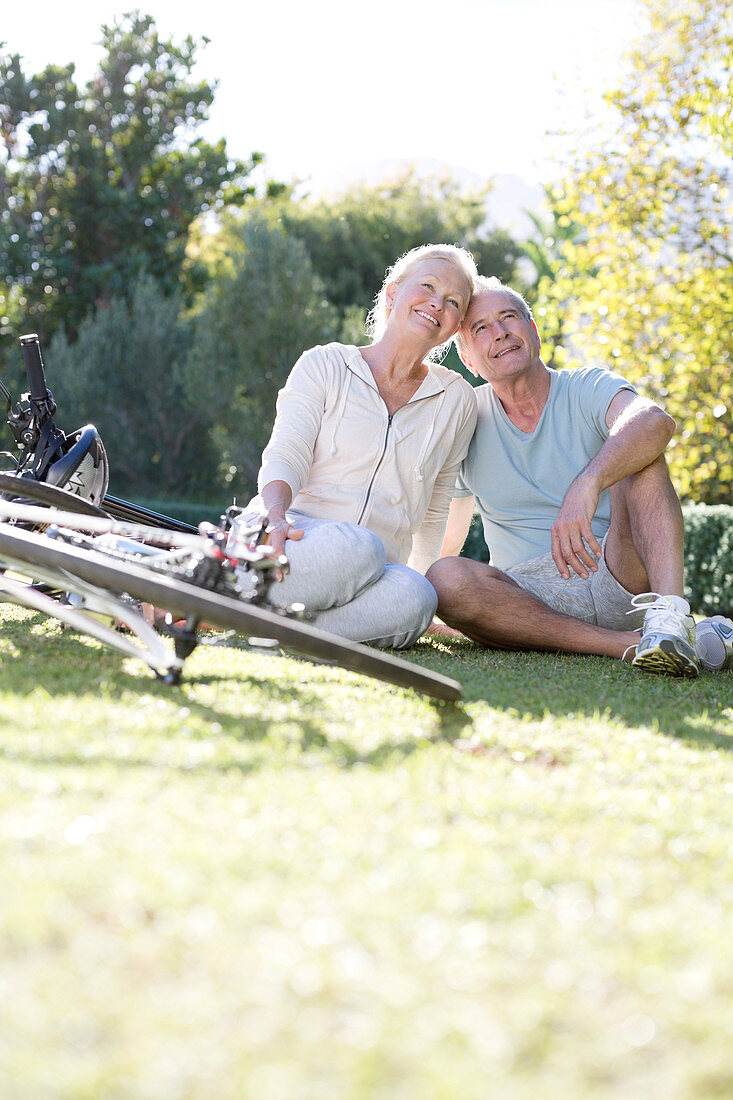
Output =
[{"x1": 0, "y1": 334, "x2": 463, "y2": 702}]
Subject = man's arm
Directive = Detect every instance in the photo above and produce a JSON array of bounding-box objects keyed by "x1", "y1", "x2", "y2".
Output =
[
  {"x1": 423, "y1": 495, "x2": 476, "y2": 639},
  {"x1": 551, "y1": 391, "x2": 675, "y2": 580},
  {"x1": 440, "y1": 496, "x2": 476, "y2": 557}
]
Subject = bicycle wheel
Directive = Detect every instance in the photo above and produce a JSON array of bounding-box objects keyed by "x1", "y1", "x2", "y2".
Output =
[
  {"x1": 0, "y1": 471, "x2": 109, "y2": 517},
  {"x1": 102, "y1": 494, "x2": 198, "y2": 533},
  {"x1": 0, "y1": 524, "x2": 462, "y2": 702}
]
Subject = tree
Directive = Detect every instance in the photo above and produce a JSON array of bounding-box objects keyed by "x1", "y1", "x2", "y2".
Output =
[
  {"x1": 537, "y1": 0, "x2": 732, "y2": 504},
  {"x1": 257, "y1": 168, "x2": 524, "y2": 321},
  {"x1": 186, "y1": 217, "x2": 340, "y2": 497},
  {"x1": 0, "y1": 12, "x2": 261, "y2": 344},
  {"x1": 517, "y1": 185, "x2": 583, "y2": 369},
  {"x1": 213, "y1": 168, "x2": 525, "y2": 384},
  {"x1": 48, "y1": 276, "x2": 220, "y2": 499}
]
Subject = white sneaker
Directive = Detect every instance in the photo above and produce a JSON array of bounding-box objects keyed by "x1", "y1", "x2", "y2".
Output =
[
  {"x1": 630, "y1": 593, "x2": 699, "y2": 678},
  {"x1": 694, "y1": 616, "x2": 733, "y2": 671}
]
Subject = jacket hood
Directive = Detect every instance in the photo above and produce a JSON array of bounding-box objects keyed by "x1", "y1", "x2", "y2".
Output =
[{"x1": 341, "y1": 345, "x2": 466, "y2": 397}]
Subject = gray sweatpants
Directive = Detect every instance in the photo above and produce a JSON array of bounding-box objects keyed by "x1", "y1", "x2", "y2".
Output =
[{"x1": 234, "y1": 511, "x2": 437, "y2": 649}]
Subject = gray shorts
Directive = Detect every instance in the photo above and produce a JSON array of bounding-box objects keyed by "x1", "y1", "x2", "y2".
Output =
[{"x1": 506, "y1": 536, "x2": 643, "y2": 631}]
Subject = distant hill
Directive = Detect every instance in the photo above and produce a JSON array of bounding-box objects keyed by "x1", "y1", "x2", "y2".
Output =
[
  {"x1": 486, "y1": 174, "x2": 546, "y2": 238},
  {"x1": 298, "y1": 157, "x2": 546, "y2": 241}
]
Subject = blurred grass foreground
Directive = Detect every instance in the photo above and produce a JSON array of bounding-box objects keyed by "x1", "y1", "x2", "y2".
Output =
[{"x1": 0, "y1": 603, "x2": 732, "y2": 1100}]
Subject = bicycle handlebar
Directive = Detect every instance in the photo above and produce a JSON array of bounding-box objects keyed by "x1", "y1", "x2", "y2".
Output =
[
  {"x1": 19, "y1": 334, "x2": 50, "y2": 403},
  {"x1": 10, "y1": 333, "x2": 62, "y2": 467}
]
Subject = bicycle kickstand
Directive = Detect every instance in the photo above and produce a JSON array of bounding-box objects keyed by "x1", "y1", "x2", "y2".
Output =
[{"x1": 161, "y1": 613, "x2": 201, "y2": 684}]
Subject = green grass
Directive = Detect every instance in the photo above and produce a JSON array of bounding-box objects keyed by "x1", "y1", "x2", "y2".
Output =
[{"x1": 0, "y1": 605, "x2": 732, "y2": 1100}]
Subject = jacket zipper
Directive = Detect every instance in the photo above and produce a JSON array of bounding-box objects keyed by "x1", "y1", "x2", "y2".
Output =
[
  {"x1": 351, "y1": 365, "x2": 446, "y2": 528},
  {"x1": 357, "y1": 412, "x2": 393, "y2": 526}
]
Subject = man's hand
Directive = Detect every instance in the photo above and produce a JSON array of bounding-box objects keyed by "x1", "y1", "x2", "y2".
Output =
[{"x1": 550, "y1": 474, "x2": 603, "y2": 579}]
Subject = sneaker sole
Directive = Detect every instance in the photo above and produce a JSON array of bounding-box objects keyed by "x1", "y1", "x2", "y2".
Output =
[
  {"x1": 633, "y1": 639, "x2": 699, "y2": 679},
  {"x1": 695, "y1": 619, "x2": 733, "y2": 672}
]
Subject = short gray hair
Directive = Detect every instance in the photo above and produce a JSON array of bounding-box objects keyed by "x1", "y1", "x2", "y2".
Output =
[{"x1": 455, "y1": 276, "x2": 534, "y2": 358}]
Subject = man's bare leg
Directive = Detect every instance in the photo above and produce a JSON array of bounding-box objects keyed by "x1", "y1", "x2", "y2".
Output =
[
  {"x1": 611, "y1": 456, "x2": 733, "y2": 674},
  {"x1": 425, "y1": 557, "x2": 639, "y2": 659},
  {"x1": 604, "y1": 455, "x2": 684, "y2": 596},
  {"x1": 599, "y1": 456, "x2": 697, "y2": 676}
]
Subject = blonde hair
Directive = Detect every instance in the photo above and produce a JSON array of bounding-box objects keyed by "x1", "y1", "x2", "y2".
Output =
[{"x1": 365, "y1": 244, "x2": 478, "y2": 358}]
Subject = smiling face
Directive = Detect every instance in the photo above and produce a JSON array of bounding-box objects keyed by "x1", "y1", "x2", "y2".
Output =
[
  {"x1": 386, "y1": 258, "x2": 471, "y2": 349},
  {"x1": 460, "y1": 288, "x2": 542, "y2": 384}
]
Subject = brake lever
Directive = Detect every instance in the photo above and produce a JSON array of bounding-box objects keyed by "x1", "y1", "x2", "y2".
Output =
[{"x1": 0, "y1": 379, "x2": 12, "y2": 414}]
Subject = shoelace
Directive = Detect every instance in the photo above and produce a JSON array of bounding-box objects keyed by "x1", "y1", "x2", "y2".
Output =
[
  {"x1": 627, "y1": 592, "x2": 690, "y2": 634},
  {"x1": 622, "y1": 593, "x2": 691, "y2": 663}
]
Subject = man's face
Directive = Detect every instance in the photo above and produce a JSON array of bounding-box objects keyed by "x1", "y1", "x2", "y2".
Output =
[{"x1": 460, "y1": 289, "x2": 541, "y2": 383}]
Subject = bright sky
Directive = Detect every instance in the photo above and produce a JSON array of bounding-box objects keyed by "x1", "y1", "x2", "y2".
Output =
[{"x1": 1, "y1": 0, "x2": 644, "y2": 190}]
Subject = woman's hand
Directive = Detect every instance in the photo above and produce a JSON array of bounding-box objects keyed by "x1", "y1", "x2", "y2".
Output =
[
  {"x1": 259, "y1": 480, "x2": 303, "y2": 558},
  {"x1": 264, "y1": 516, "x2": 304, "y2": 558}
]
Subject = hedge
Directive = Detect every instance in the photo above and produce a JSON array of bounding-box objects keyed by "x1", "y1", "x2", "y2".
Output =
[
  {"x1": 682, "y1": 503, "x2": 733, "y2": 617},
  {"x1": 461, "y1": 503, "x2": 733, "y2": 617}
]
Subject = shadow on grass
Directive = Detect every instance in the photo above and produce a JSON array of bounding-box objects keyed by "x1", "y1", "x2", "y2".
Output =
[
  {"x1": 0, "y1": 612, "x2": 471, "y2": 770},
  {"x1": 412, "y1": 636, "x2": 733, "y2": 751},
  {"x1": 6, "y1": 608, "x2": 726, "y2": 762}
]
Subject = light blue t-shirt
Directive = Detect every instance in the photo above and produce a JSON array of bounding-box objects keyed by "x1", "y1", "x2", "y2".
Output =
[{"x1": 456, "y1": 366, "x2": 636, "y2": 570}]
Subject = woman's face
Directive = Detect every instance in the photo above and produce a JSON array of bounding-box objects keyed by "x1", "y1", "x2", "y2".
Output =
[{"x1": 386, "y1": 258, "x2": 470, "y2": 347}]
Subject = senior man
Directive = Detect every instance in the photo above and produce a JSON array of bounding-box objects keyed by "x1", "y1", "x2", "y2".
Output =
[{"x1": 426, "y1": 277, "x2": 732, "y2": 676}]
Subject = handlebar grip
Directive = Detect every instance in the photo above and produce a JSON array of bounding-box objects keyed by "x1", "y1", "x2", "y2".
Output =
[{"x1": 19, "y1": 333, "x2": 50, "y2": 402}]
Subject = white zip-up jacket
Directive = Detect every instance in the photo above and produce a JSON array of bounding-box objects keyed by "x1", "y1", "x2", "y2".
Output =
[{"x1": 250, "y1": 343, "x2": 478, "y2": 574}]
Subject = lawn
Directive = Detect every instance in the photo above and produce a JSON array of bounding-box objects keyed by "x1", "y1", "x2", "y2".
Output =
[{"x1": 0, "y1": 604, "x2": 731, "y2": 1100}]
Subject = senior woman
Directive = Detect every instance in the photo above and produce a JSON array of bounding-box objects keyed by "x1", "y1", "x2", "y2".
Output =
[{"x1": 233, "y1": 243, "x2": 478, "y2": 648}]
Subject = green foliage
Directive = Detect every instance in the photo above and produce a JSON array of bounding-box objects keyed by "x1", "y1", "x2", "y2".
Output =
[
  {"x1": 253, "y1": 168, "x2": 525, "y2": 319},
  {"x1": 518, "y1": 187, "x2": 584, "y2": 369},
  {"x1": 0, "y1": 13, "x2": 261, "y2": 342},
  {"x1": 683, "y1": 502, "x2": 733, "y2": 616},
  {"x1": 536, "y1": 0, "x2": 732, "y2": 504},
  {"x1": 461, "y1": 511, "x2": 490, "y2": 563},
  {"x1": 48, "y1": 276, "x2": 219, "y2": 498},
  {"x1": 187, "y1": 216, "x2": 340, "y2": 497}
]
